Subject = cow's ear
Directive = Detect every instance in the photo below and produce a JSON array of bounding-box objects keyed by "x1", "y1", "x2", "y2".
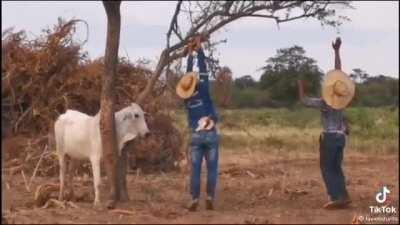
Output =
[{"x1": 123, "y1": 113, "x2": 133, "y2": 121}]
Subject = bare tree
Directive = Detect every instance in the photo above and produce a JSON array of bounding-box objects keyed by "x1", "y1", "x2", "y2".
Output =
[
  {"x1": 101, "y1": 0, "x2": 121, "y2": 209},
  {"x1": 136, "y1": 1, "x2": 353, "y2": 103},
  {"x1": 98, "y1": 1, "x2": 353, "y2": 207}
]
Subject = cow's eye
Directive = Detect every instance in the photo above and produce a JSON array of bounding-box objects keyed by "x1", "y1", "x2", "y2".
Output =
[{"x1": 134, "y1": 113, "x2": 139, "y2": 118}]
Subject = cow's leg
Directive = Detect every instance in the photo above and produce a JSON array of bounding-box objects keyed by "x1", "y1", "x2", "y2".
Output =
[
  {"x1": 117, "y1": 148, "x2": 129, "y2": 202},
  {"x1": 58, "y1": 153, "x2": 66, "y2": 201},
  {"x1": 90, "y1": 156, "x2": 101, "y2": 206},
  {"x1": 66, "y1": 157, "x2": 75, "y2": 200}
]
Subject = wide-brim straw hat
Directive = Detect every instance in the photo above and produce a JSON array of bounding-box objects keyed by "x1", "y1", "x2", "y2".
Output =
[
  {"x1": 176, "y1": 72, "x2": 198, "y2": 99},
  {"x1": 322, "y1": 69, "x2": 355, "y2": 110}
]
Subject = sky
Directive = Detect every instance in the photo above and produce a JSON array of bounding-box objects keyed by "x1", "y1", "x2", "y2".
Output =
[{"x1": 2, "y1": 1, "x2": 399, "y2": 80}]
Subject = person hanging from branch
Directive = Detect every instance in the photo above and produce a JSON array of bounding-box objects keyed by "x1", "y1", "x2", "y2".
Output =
[
  {"x1": 176, "y1": 35, "x2": 219, "y2": 212},
  {"x1": 297, "y1": 37, "x2": 355, "y2": 209}
]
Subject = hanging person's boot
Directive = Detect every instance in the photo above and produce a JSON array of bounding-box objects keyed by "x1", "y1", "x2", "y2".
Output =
[
  {"x1": 205, "y1": 196, "x2": 214, "y2": 210},
  {"x1": 188, "y1": 198, "x2": 199, "y2": 212}
]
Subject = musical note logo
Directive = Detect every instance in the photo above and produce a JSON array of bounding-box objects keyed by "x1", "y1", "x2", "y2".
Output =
[{"x1": 376, "y1": 186, "x2": 390, "y2": 204}]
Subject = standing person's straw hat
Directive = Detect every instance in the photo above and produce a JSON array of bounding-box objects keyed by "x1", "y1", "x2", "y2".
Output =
[
  {"x1": 176, "y1": 72, "x2": 198, "y2": 99},
  {"x1": 322, "y1": 69, "x2": 355, "y2": 109}
]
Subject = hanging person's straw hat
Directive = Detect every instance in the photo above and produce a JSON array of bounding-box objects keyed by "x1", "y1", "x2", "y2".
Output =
[
  {"x1": 176, "y1": 72, "x2": 198, "y2": 99},
  {"x1": 176, "y1": 34, "x2": 208, "y2": 99},
  {"x1": 322, "y1": 69, "x2": 355, "y2": 109}
]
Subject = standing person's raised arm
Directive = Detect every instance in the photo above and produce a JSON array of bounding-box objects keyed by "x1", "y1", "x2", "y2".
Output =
[
  {"x1": 297, "y1": 80, "x2": 323, "y2": 108},
  {"x1": 332, "y1": 37, "x2": 342, "y2": 70}
]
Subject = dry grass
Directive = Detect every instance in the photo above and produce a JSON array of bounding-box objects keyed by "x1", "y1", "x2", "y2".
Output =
[{"x1": 174, "y1": 107, "x2": 399, "y2": 155}]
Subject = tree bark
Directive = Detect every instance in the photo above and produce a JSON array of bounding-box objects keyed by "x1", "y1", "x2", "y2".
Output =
[
  {"x1": 101, "y1": 0, "x2": 121, "y2": 209},
  {"x1": 117, "y1": 147, "x2": 129, "y2": 202}
]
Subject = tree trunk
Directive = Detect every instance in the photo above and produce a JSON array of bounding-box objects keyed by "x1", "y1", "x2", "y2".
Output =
[{"x1": 101, "y1": 0, "x2": 121, "y2": 209}]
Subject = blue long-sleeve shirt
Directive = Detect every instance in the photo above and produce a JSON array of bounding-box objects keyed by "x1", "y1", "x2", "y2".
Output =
[
  {"x1": 184, "y1": 48, "x2": 219, "y2": 131},
  {"x1": 302, "y1": 97, "x2": 347, "y2": 134}
]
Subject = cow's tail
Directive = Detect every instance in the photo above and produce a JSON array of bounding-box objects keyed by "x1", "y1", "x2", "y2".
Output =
[
  {"x1": 48, "y1": 120, "x2": 57, "y2": 153},
  {"x1": 50, "y1": 116, "x2": 64, "y2": 156}
]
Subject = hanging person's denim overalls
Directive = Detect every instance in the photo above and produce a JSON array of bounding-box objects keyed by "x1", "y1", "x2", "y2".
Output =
[{"x1": 184, "y1": 48, "x2": 219, "y2": 201}]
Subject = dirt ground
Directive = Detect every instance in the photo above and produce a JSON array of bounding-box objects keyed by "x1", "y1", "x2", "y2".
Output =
[{"x1": 2, "y1": 150, "x2": 399, "y2": 224}]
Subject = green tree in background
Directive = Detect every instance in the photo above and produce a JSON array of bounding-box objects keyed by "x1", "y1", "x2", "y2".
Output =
[
  {"x1": 350, "y1": 68, "x2": 369, "y2": 83},
  {"x1": 234, "y1": 75, "x2": 256, "y2": 89},
  {"x1": 226, "y1": 44, "x2": 398, "y2": 109},
  {"x1": 353, "y1": 74, "x2": 399, "y2": 107},
  {"x1": 259, "y1": 45, "x2": 323, "y2": 104}
]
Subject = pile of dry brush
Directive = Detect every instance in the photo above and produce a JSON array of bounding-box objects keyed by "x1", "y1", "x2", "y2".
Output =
[{"x1": 2, "y1": 18, "x2": 184, "y2": 177}]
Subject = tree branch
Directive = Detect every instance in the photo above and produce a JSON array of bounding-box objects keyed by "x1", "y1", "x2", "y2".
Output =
[
  {"x1": 136, "y1": 0, "x2": 353, "y2": 102},
  {"x1": 167, "y1": 0, "x2": 183, "y2": 48}
]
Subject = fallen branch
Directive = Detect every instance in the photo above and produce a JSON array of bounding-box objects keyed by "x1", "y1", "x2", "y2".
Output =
[
  {"x1": 4, "y1": 165, "x2": 23, "y2": 175},
  {"x1": 268, "y1": 188, "x2": 274, "y2": 197},
  {"x1": 34, "y1": 183, "x2": 60, "y2": 207},
  {"x1": 246, "y1": 170, "x2": 257, "y2": 179},
  {"x1": 110, "y1": 209, "x2": 136, "y2": 216},
  {"x1": 66, "y1": 201, "x2": 80, "y2": 209},
  {"x1": 6, "y1": 182, "x2": 11, "y2": 190},
  {"x1": 21, "y1": 170, "x2": 30, "y2": 192},
  {"x1": 42, "y1": 199, "x2": 66, "y2": 209},
  {"x1": 4, "y1": 158, "x2": 20, "y2": 168},
  {"x1": 13, "y1": 106, "x2": 33, "y2": 133},
  {"x1": 28, "y1": 145, "x2": 48, "y2": 189},
  {"x1": 135, "y1": 168, "x2": 141, "y2": 181}
]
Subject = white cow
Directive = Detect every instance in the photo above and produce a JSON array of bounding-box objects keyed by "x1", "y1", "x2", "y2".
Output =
[{"x1": 54, "y1": 103, "x2": 150, "y2": 206}]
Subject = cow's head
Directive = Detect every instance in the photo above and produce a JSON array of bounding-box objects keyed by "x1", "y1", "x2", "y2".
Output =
[
  {"x1": 116, "y1": 103, "x2": 150, "y2": 151},
  {"x1": 126, "y1": 103, "x2": 150, "y2": 138}
]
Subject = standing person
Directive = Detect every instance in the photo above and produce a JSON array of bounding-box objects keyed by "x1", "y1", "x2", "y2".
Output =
[
  {"x1": 297, "y1": 37, "x2": 355, "y2": 209},
  {"x1": 176, "y1": 36, "x2": 219, "y2": 211}
]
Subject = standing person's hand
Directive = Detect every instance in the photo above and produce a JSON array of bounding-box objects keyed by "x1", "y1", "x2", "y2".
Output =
[{"x1": 332, "y1": 37, "x2": 341, "y2": 51}]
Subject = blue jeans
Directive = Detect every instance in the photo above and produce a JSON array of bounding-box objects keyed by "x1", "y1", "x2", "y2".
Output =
[
  {"x1": 190, "y1": 129, "x2": 219, "y2": 200},
  {"x1": 319, "y1": 132, "x2": 349, "y2": 201}
]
